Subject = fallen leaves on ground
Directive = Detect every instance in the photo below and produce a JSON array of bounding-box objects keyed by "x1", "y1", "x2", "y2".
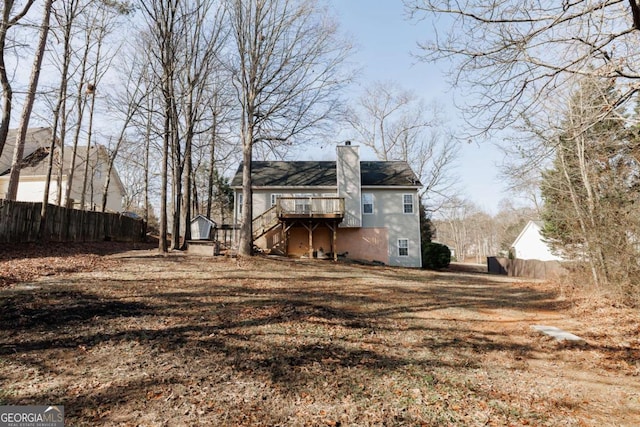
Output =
[
  {"x1": 0, "y1": 250, "x2": 638, "y2": 426},
  {"x1": 0, "y1": 242, "x2": 154, "y2": 287}
]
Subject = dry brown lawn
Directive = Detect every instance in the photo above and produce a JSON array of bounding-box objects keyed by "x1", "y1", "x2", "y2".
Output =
[{"x1": 1, "y1": 245, "x2": 639, "y2": 426}]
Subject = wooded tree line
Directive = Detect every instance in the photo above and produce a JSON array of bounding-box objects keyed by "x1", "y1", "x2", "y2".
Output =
[
  {"x1": 0, "y1": 0, "x2": 351, "y2": 253},
  {"x1": 1, "y1": 0, "x2": 461, "y2": 257},
  {"x1": 431, "y1": 198, "x2": 538, "y2": 264},
  {"x1": 409, "y1": 0, "x2": 640, "y2": 304},
  {"x1": 540, "y1": 77, "x2": 640, "y2": 302}
]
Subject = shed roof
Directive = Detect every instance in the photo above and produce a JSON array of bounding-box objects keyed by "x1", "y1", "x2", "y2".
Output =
[
  {"x1": 191, "y1": 214, "x2": 216, "y2": 226},
  {"x1": 230, "y1": 161, "x2": 421, "y2": 188}
]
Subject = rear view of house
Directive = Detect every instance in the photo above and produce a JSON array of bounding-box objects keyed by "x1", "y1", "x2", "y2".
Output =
[{"x1": 231, "y1": 142, "x2": 423, "y2": 267}]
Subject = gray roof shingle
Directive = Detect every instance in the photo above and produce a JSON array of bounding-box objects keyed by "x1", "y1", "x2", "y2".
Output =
[{"x1": 231, "y1": 161, "x2": 421, "y2": 188}]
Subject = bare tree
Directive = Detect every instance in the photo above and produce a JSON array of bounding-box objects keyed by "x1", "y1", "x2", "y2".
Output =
[
  {"x1": 63, "y1": 9, "x2": 93, "y2": 210},
  {"x1": 494, "y1": 198, "x2": 539, "y2": 255},
  {"x1": 225, "y1": 0, "x2": 352, "y2": 256},
  {"x1": 142, "y1": 0, "x2": 230, "y2": 250},
  {"x1": 78, "y1": 2, "x2": 125, "y2": 211},
  {"x1": 172, "y1": 0, "x2": 227, "y2": 249},
  {"x1": 41, "y1": 0, "x2": 88, "y2": 215},
  {"x1": 433, "y1": 197, "x2": 478, "y2": 262},
  {"x1": 0, "y1": 0, "x2": 36, "y2": 160},
  {"x1": 100, "y1": 55, "x2": 147, "y2": 213},
  {"x1": 204, "y1": 88, "x2": 235, "y2": 220},
  {"x1": 138, "y1": 0, "x2": 179, "y2": 252},
  {"x1": 466, "y1": 210, "x2": 498, "y2": 263},
  {"x1": 408, "y1": 1, "x2": 640, "y2": 303},
  {"x1": 137, "y1": 0, "x2": 229, "y2": 252},
  {"x1": 407, "y1": 1, "x2": 640, "y2": 135},
  {"x1": 6, "y1": 0, "x2": 54, "y2": 201},
  {"x1": 347, "y1": 80, "x2": 459, "y2": 211}
]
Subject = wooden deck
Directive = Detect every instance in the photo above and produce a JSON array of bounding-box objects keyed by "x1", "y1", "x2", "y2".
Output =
[{"x1": 276, "y1": 197, "x2": 344, "y2": 220}]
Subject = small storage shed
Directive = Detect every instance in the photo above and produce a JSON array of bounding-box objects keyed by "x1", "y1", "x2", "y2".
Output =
[{"x1": 190, "y1": 215, "x2": 216, "y2": 240}]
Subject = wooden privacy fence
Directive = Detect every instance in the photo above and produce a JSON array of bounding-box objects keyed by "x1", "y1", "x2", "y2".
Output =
[
  {"x1": 487, "y1": 256, "x2": 565, "y2": 280},
  {"x1": 0, "y1": 200, "x2": 144, "y2": 243}
]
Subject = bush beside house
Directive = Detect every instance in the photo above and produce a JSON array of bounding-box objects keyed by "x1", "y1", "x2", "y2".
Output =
[{"x1": 422, "y1": 242, "x2": 451, "y2": 270}]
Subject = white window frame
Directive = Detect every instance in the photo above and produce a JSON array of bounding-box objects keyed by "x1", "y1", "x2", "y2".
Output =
[
  {"x1": 362, "y1": 193, "x2": 374, "y2": 215},
  {"x1": 271, "y1": 193, "x2": 282, "y2": 208},
  {"x1": 403, "y1": 194, "x2": 414, "y2": 214},
  {"x1": 237, "y1": 193, "x2": 243, "y2": 216},
  {"x1": 294, "y1": 193, "x2": 312, "y2": 213},
  {"x1": 398, "y1": 238, "x2": 409, "y2": 257}
]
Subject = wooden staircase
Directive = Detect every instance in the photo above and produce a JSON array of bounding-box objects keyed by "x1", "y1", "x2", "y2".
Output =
[{"x1": 252, "y1": 205, "x2": 281, "y2": 240}]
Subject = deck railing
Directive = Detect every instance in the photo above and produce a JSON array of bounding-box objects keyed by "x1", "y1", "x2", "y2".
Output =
[
  {"x1": 252, "y1": 205, "x2": 279, "y2": 238},
  {"x1": 276, "y1": 197, "x2": 344, "y2": 217}
]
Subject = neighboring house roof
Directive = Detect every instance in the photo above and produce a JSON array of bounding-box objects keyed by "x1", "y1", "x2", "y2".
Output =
[
  {"x1": 0, "y1": 128, "x2": 126, "y2": 197},
  {"x1": 230, "y1": 161, "x2": 422, "y2": 188}
]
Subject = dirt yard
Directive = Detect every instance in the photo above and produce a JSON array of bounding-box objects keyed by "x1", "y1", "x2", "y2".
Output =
[{"x1": 1, "y1": 245, "x2": 639, "y2": 426}]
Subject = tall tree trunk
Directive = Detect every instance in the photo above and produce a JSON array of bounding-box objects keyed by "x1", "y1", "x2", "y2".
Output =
[
  {"x1": 0, "y1": 21, "x2": 12, "y2": 162},
  {"x1": 558, "y1": 147, "x2": 602, "y2": 287},
  {"x1": 101, "y1": 145, "x2": 115, "y2": 213},
  {"x1": 143, "y1": 99, "x2": 152, "y2": 226},
  {"x1": 206, "y1": 108, "x2": 217, "y2": 219},
  {"x1": 0, "y1": 0, "x2": 36, "y2": 160},
  {"x1": 171, "y1": 119, "x2": 182, "y2": 250},
  {"x1": 238, "y1": 126, "x2": 254, "y2": 256},
  {"x1": 6, "y1": 0, "x2": 53, "y2": 200},
  {"x1": 159, "y1": 111, "x2": 169, "y2": 252},
  {"x1": 55, "y1": 92, "x2": 69, "y2": 206},
  {"x1": 80, "y1": 83, "x2": 98, "y2": 210},
  {"x1": 64, "y1": 36, "x2": 91, "y2": 209},
  {"x1": 179, "y1": 133, "x2": 192, "y2": 250},
  {"x1": 41, "y1": 1, "x2": 77, "y2": 238}
]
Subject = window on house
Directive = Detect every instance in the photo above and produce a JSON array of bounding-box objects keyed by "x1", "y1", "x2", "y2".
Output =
[
  {"x1": 271, "y1": 193, "x2": 282, "y2": 207},
  {"x1": 294, "y1": 193, "x2": 311, "y2": 213},
  {"x1": 398, "y1": 239, "x2": 409, "y2": 257},
  {"x1": 403, "y1": 194, "x2": 414, "y2": 214},
  {"x1": 362, "y1": 193, "x2": 373, "y2": 214},
  {"x1": 237, "y1": 193, "x2": 243, "y2": 216}
]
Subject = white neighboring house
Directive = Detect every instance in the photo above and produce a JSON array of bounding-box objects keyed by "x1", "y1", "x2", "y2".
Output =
[
  {"x1": 0, "y1": 127, "x2": 125, "y2": 212},
  {"x1": 511, "y1": 220, "x2": 563, "y2": 261}
]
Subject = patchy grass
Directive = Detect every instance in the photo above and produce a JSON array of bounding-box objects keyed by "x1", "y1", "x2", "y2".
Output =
[{"x1": 1, "y1": 250, "x2": 639, "y2": 426}]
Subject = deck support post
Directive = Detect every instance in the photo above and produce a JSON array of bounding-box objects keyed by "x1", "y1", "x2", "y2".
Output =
[
  {"x1": 300, "y1": 221, "x2": 320, "y2": 259},
  {"x1": 308, "y1": 221, "x2": 313, "y2": 258},
  {"x1": 283, "y1": 222, "x2": 296, "y2": 257},
  {"x1": 333, "y1": 222, "x2": 337, "y2": 262},
  {"x1": 326, "y1": 221, "x2": 338, "y2": 261}
]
